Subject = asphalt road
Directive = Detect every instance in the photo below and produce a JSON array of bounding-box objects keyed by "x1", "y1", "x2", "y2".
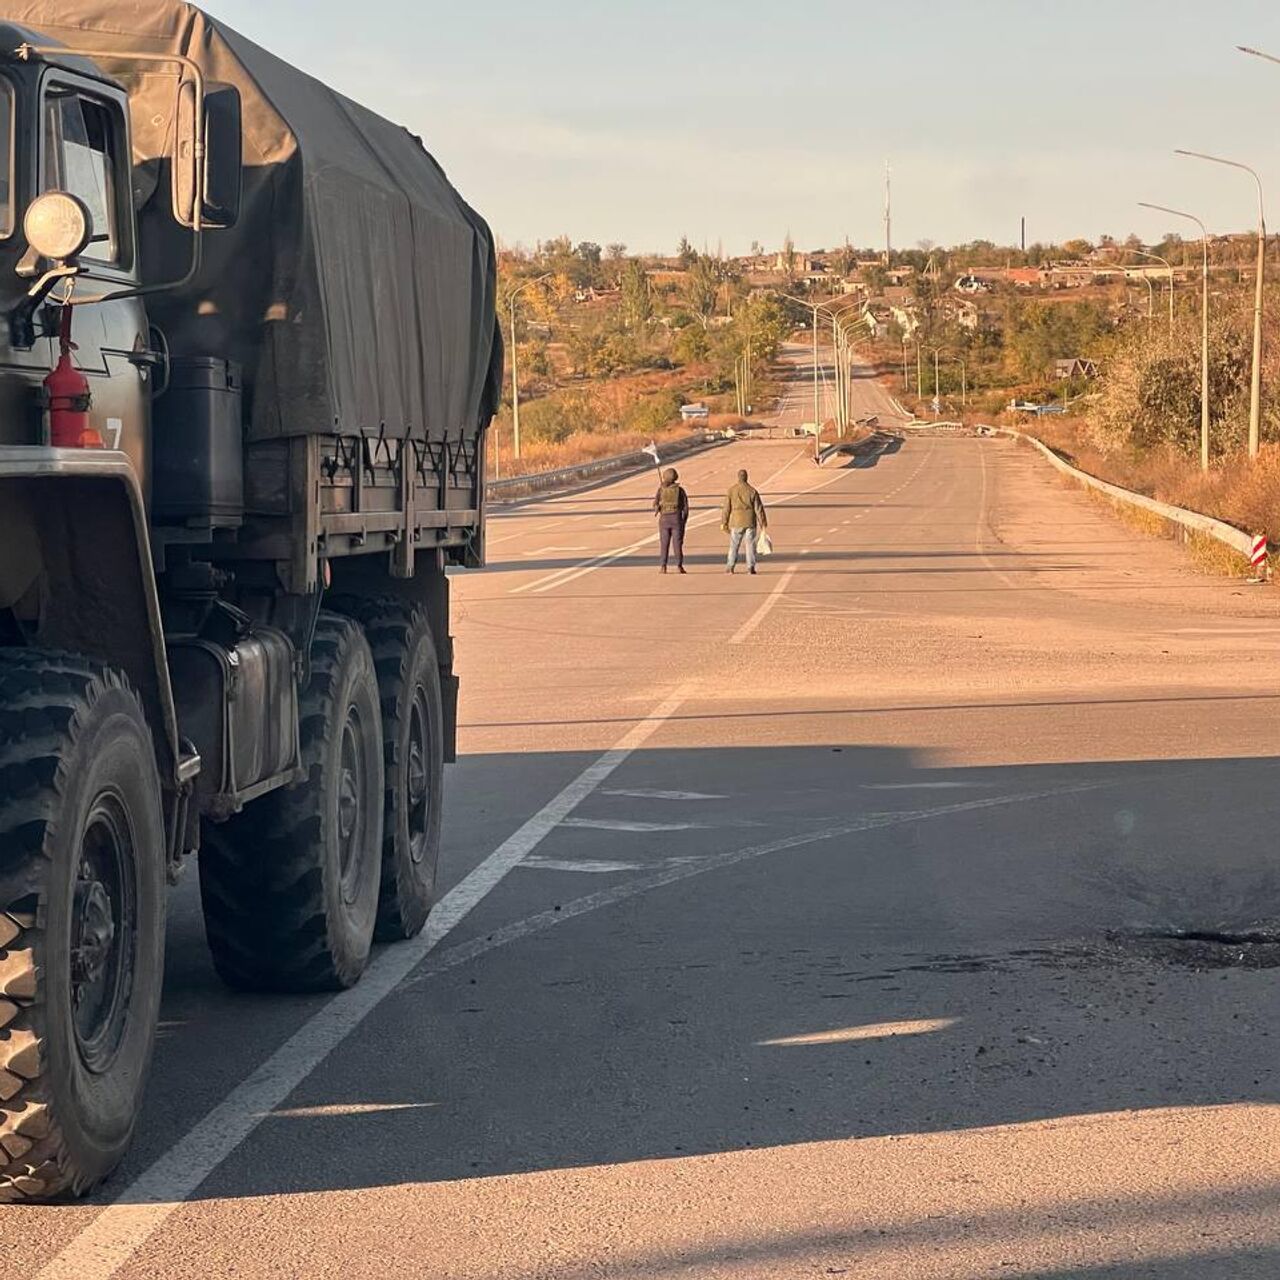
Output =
[{"x1": 7, "y1": 366, "x2": 1280, "y2": 1279}]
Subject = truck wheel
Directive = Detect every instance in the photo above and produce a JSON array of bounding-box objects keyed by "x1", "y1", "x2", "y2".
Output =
[
  {"x1": 0, "y1": 651, "x2": 165, "y2": 1203},
  {"x1": 336, "y1": 601, "x2": 444, "y2": 942},
  {"x1": 199, "y1": 614, "x2": 384, "y2": 991}
]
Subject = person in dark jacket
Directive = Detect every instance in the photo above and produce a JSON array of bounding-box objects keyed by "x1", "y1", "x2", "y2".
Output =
[
  {"x1": 653, "y1": 467, "x2": 689, "y2": 573},
  {"x1": 721, "y1": 468, "x2": 768, "y2": 574}
]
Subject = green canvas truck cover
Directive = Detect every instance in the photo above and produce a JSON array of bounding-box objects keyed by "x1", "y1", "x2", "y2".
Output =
[{"x1": 1, "y1": 1, "x2": 502, "y2": 446}]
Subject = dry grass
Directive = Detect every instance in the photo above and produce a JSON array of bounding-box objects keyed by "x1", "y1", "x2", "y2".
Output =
[
  {"x1": 488, "y1": 414, "x2": 748, "y2": 480},
  {"x1": 1187, "y1": 531, "x2": 1255, "y2": 579}
]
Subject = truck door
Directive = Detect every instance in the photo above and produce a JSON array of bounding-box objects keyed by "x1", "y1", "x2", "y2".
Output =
[{"x1": 40, "y1": 76, "x2": 149, "y2": 484}]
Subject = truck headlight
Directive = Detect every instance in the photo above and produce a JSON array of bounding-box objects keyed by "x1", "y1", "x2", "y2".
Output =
[{"x1": 24, "y1": 191, "x2": 93, "y2": 263}]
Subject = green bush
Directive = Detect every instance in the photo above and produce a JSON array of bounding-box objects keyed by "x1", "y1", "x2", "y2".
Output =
[
  {"x1": 621, "y1": 390, "x2": 682, "y2": 435},
  {"x1": 1090, "y1": 295, "x2": 1270, "y2": 458},
  {"x1": 519, "y1": 390, "x2": 593, "y2": 443}
]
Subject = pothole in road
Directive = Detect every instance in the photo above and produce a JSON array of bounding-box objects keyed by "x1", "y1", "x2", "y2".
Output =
[{"x1": 1109, "y1": 926, "x2": 1280, "y2": 970}]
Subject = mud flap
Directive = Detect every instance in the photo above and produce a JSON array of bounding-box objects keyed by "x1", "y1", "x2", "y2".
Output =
[{"x1": 440, "y1": 667, "x2": 459, "y2": 764}]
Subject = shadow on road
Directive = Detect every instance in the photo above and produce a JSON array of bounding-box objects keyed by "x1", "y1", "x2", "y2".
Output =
[{"x1": 102, "y1": 742, "x2": 1280, "y2": 1217}]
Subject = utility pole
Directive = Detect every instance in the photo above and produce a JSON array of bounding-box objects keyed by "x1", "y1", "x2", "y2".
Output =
[
  {"x1": 507, "y1": 272, "x2": 551, "y2": 462},
  {"x1": 884, "y1": 161, "x2": 892, "y2": 267}
]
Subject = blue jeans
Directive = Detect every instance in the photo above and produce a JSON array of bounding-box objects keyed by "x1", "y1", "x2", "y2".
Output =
[{"x1": 727, "y1": 525, "x2": 757, "y2": 569}]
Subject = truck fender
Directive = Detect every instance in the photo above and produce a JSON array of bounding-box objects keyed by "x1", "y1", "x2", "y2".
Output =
[{"x1": 0, "y1": 449, "x2": 181, "y2": 784}]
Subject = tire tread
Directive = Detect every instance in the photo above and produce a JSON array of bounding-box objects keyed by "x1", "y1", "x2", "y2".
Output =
[
  {"x1": 199, "y1": 614, "x2": 380, "y2": 991},
  {"x1": 0, "y1": 650, "x2": 149, "y2": 1201},
  {"x1": 328, "y1": 597, "x2": 442, "y2": 941}
]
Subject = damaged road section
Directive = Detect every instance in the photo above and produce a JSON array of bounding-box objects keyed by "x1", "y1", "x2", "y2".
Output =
[{"x1": 1109, "y1": 927, "x2": 1280, "y2": 970}]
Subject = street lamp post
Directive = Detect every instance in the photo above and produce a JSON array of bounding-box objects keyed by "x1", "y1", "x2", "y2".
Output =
[
  {"x1": 507, "y1": 273, "x2": 551, "y2": 462},
  {"x1": 823, "y1": 299, "x2": 862, "y2": 434},
  {"x1": 1140, "y1": 202, "x2": 1210, "y2": 471},
  {"x1": 834, "y1": 309, "x2": 872, "y2": 434},
  {"x1": 1136, "y1": 270, "x2": 1155, "y2": 321},
  {"x1": 926, "y1": 346, "x2": 965, "y2": 412},
  {"x1": 1176, "y1": 148, "x2": 1265, "y2": 459},
  {"x1": 780, "y1": 292, "x2": 859, "y2": 454},
  {"x1": 1125, "y1": 247, "x2": 1176, "y2": 335},
  {"x1": 779, "y1": 292, "x2": 823, "y2": 457}
]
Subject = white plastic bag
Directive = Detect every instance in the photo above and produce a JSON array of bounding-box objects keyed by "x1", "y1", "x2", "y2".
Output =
[{"x1": 756, "y1": 531, "x2": 774, "y2": 557}]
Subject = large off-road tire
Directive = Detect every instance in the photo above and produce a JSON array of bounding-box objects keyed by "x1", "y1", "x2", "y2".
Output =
[
  {"x1": 199, "y1": 614, "x2": 384, "y2": 991},
  {"x1": 333, "y1": 600, "x2": 444, "y2": 941},
  {"x1": 0, "y1": 651, "x2": 166, "y2": 1203}
]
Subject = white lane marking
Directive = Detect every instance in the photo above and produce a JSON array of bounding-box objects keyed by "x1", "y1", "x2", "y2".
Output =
[
  {"x1": 407, "y1": 777, "x2": 1124, "y2": 989},
  {"x1": 36, "y1": 682, "x2": 696, "y2": 1280},
  {"x1": 521, "y1": 857, "x2": 647, "y2": 874},
  {"x1": 861, "y1": 781, "x2": 996, "y2": 791},
  {"x1": 729, "y1": 566, "x2": 798, "y2": 646},
  {"x1": 603, "y1": 788, "x2": 726, "y2": 801},
  {"x1": 520, "y1": 545, "x2": 587, "y2": 556},
  {"x1": 800, "y1": 548, "x2": 812, "y2": 555},
  {"x1": 812, "y1": 537, "x2": 825, "y2": 545},
  {"x1": 485, "y1": 518, "x2": 565, "y2": 546},
  {"x1": 510, "y1": 449, "x2": 825, "y2": 597},
  {"x1": 511, "y1": 526, "x2": 674, "y2": 595},
  {"x1": 559, "y1": 817, "x2": 710, "y2": 833}
]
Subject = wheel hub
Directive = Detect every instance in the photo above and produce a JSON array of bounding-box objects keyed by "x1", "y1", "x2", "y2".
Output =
[
  {"x1": 71, "y1": 801, "x2": 135, "y2": 1073},
  {"x1": 337, "y1": 710, "x2": 366, "y2": 900},
  {"x1": 407, "y1": 691, "x2": 431, "y2": 864},
  {"x1": 71, "y1": 877, "x2": 115, "y2": 988}
]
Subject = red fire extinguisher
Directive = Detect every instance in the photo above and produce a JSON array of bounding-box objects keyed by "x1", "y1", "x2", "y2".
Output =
[{"x1": 45, "y1": 305, "x2": 101, "y2": 449}]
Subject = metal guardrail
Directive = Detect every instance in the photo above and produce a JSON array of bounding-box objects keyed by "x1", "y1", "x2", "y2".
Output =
[{"x1": 485, "y1": 430, "x2": 731, "y2": 503}]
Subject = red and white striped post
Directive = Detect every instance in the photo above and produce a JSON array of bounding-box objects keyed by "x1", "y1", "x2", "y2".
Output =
[{"x1": 1249, "y1": 533, "x2": 1270, "y2": 581}]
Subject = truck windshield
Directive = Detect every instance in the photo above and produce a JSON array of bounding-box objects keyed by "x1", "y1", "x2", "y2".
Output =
[{"x1": 43, "y1": 89, "x2": 119, "y2": 264}]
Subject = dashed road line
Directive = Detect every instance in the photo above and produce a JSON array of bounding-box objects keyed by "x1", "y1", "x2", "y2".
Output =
[
  {"x1": 406, "y1": 778, "x2": 1127, "y2": 991},
  {"x1": 559, "y1": 817, "x2": 711, "y2": 833},
  {"x1": 520, "y1": 857, "x2": 648, "y2": 874}
]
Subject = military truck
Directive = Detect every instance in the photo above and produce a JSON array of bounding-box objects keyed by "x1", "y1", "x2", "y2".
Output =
[{"x1": 0, "y1": 3, "x2": 502, "y2": 1202}]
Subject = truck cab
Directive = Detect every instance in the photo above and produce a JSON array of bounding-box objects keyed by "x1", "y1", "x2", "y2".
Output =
[{"x1": 0, "y1": 38, "x2": 149, "y2": 472}]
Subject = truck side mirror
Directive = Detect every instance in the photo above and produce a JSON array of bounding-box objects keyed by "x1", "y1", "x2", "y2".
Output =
[{"x1": 173, "y1": 81, "x2": 242, "y2": 231}]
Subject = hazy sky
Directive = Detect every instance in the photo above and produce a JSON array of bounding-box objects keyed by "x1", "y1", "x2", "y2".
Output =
[{"x1": 206, "y1": 0, "x2": 1280, "y2": 255}]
